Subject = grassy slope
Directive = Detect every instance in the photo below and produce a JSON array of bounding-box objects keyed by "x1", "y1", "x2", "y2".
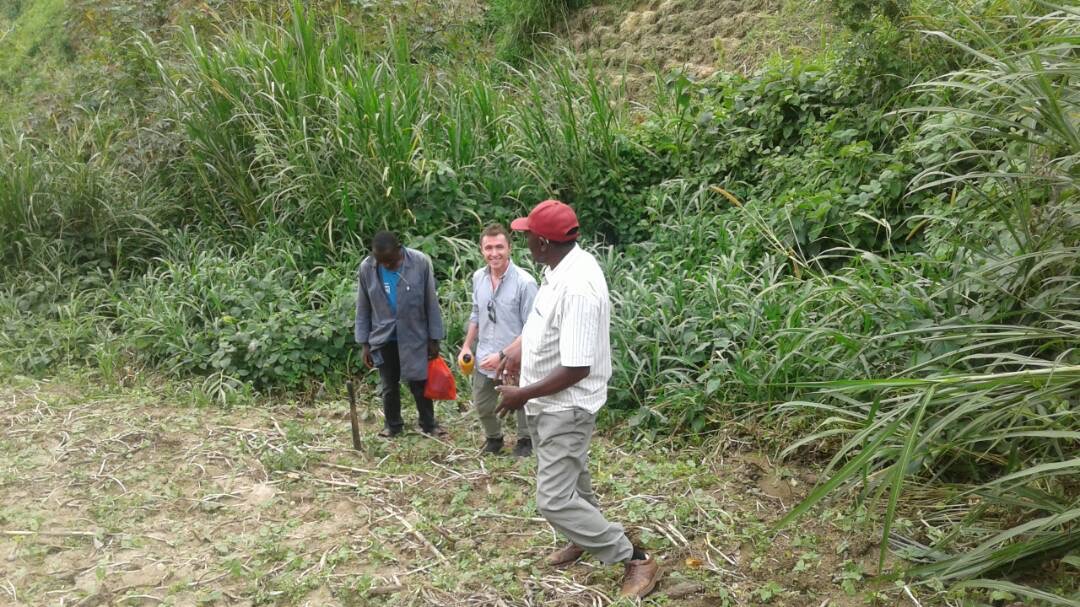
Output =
[
  {"x1": 0, "y1": 0, "x2": 831, "y2": 125},
  {"x1": 562, "y1": 0, "x2": 834, "y2": 79},
  {"x1": 0, "y1": 0, "x2": 69, "y2": 121}
]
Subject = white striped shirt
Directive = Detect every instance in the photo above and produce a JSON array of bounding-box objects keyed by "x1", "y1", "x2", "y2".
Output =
[{"x1": 521, "y1": 245, "x2": 612, "y2": 415}]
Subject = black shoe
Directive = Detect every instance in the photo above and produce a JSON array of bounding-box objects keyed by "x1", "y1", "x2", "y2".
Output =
[
  {"x1": 512, "y1": 437, "x2": 532, "y2": 458},
  {"x1": 481, "y1": 437, "x2": 504, "y2": 455},
  {"x1": 377, "y1": 427, "x2": 403, "y2": 439},
  {"x1": 420, "y1": 426, "x2": 449, "y2": 439}
]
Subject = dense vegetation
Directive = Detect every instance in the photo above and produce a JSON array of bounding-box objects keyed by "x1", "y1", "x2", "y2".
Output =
[{"x1": 1, "y1": 0, "x2": 1077, "y2": 602}]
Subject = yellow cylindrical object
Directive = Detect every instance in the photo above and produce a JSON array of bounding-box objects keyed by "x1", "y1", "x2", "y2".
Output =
[{"x1": 459, "y1": 353, "x2": 474, "y2": 376}]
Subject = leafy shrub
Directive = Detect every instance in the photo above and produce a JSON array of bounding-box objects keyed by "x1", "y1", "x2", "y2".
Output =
[
  {"x1": 113, "y1": 233, "x2": 364, "y2": 388},
  {"x1": 603, "y1": 181, "x2": 938, "y2": 434},
  {"x1": 830, "y1": 0, "x2": 910, "y2": 30},
  {"x1": 776, "y1": 5, "x2": 1080, "y2": 600},
  {"x1": 0, "y1": 267, "x2": 112, "y2": 374}
]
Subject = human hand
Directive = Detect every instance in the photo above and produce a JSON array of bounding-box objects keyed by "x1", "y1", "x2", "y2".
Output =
[
  {"x1": 495, "y1": 344, "x2": 521, "y2": 386},
  {"x1": 458, "y1": 345, "x2": 473, "y2": 366},
  {"x1": 428, "y1": 340, "x2": 440, "y2": 360},
  {"x1": 494, "y1": 385, "x2": 527, "y2": 417},
  {"x1": 362, "y1": 344, "x2": 374, "y2": 369},
  {"x1": 479, "y1": 353, "x2": 501, "y2": 372}
]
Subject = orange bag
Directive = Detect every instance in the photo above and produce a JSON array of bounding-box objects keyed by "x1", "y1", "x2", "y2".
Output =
[{"x1": 424, "y1": 356, "x2": 458, "y2": 401}]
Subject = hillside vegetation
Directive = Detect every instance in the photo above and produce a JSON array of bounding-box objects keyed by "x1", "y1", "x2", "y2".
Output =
[{"x1": 1, "y1": 0, "x2": 1078, "y2": 605}]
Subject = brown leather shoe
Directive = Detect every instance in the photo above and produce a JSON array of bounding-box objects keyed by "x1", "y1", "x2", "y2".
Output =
[
  {"x1": 544, "y1": 543, "x2": 585, "y2": 568},
  {"x1": 619, "y1": 556, "x2": 661, "y2": 598}
]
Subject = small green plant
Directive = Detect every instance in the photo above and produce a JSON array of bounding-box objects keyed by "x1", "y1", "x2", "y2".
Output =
[
  {"x1": 835, "y1": 560, "x2": 865, "y2": 595},
  {"x1": 260, "y1": 421, "x2": 315, "y2": 472},
  {"x1": 755, "y1": 580, "x2": 785, "y2": 603}
]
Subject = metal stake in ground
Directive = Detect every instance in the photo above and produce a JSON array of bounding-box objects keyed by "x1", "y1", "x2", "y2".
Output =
[{"x1": 346, "y1": 380, "x2": 362, "y2": 450}]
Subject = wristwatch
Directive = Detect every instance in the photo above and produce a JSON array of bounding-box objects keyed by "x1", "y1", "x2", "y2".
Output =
[{"x1": 498, "y1": 350, "x2": 507, "y2": 361}]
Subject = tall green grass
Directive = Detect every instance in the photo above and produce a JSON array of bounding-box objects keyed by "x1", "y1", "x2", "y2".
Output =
[
  {"x1": 164, "y1": 3, "x2": 633, "y2": 251},
  {"x1": 774, "y1": 3, "x2": 1080, "y2": 600},
  {"x1": 0, "y1": 117, "x2": 170, "y2": 271}
]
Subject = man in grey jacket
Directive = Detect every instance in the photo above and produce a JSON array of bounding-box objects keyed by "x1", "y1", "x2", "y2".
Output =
[{"x1": 355, "y1": 231, "x2": 447, "y2": 438}]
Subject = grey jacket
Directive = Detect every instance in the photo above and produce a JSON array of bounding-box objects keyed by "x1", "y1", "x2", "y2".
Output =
[{"x1": 354, "y1": 247, "x2": 446, "y2": 381}]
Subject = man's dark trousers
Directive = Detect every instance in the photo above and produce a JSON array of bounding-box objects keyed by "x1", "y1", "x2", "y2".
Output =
[{"x1": 376, "y1": 345, "x2": 436, "y2": 433}]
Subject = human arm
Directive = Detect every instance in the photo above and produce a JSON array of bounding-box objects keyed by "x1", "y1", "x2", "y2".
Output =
[
  {"x1": 519, "y1": 278, "x2": 537, "y2": 321},
  {"x1": 460, "y1": 275, "x2": 479, "y2": 361},
  {"x1": 459, "y1": 321, "x2": 478, "y2": 362},
  {"x1": 495, "y1": 365, "x2": 589, "y2": 415},
  {"x1": 493, "y1": 336, "x2": 522, "y2": 379}
]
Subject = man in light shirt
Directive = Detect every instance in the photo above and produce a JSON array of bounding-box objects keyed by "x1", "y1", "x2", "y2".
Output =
[
  {"x1": 458, "y1": 223, "x2": 538, "y2": 456},
  {"x1": 495, "y1": 200, "x2": 661, "y2": 599}
]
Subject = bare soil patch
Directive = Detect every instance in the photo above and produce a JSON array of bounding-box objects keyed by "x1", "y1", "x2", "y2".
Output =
[{"x1": 0, "y1": 375, "x2": 920, "y2": 605}]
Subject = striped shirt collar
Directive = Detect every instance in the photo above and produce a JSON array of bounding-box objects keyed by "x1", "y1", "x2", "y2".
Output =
[{"x1": 542, "y1": 244, "x2": 583, "y2": 284}]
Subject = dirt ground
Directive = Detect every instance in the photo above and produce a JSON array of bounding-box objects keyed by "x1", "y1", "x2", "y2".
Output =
[{"x1": 0, "y1": 374, "x2": 924, "y2": 606}]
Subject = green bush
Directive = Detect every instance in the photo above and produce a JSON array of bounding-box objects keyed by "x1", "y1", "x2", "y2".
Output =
[
  {"x1": 111, "y1": 233, "x2": 364, "y2": 388},
  {"x1": 0, "y1": 267, "x2": 112, "y2": 375}
]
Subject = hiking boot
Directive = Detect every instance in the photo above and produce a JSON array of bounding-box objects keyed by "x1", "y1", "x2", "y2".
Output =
[
  {"x1": 512, "y1": 437, "x2": 532, "y2": 458},
  {"x1": 545, "y1": 543, "x2": 585, "y2": 568},
  {"x1": 619, "y1": 556, "x2": 661, "y2": 599},
  {"x1": 481, "y1": 437, "x2": 504, "y2": 455}
]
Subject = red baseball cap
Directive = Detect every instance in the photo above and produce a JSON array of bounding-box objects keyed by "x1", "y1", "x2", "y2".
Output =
[{"x1": 510, "y1": 199, "x2": 580, "y2": 242}]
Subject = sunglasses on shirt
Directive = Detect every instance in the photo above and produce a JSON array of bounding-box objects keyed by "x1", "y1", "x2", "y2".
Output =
[{"x1": 487, "y1": 300, "x2": 497, "y2": 324}]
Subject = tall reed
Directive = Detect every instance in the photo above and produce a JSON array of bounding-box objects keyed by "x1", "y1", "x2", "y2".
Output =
[
  {"x1": 776, "y1": 3, "x2": 1080, "y2": 599},
  {"x1": 166, "y1": 3, "x2": 632, "y2": 254}
]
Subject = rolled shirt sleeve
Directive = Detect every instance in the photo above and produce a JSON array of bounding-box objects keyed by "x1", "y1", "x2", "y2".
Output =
[
  {"x1": 519, "y1": 276, "x2": 538, "y2": 321},
  {"x1": 469, "y1": 272, "x2": 480, "y2": 326}
]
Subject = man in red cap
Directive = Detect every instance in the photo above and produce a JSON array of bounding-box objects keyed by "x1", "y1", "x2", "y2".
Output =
[{"x1": 495, "y1": 200, "x2": 661, "y2": 599}]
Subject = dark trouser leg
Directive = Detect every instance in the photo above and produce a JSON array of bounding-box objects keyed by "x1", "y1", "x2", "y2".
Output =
[
  {"x1": 406, "y1": 379, "x2": 437, "y2": 432},
  {"x1": 376, "y1": 346, "x2": 403, "y2": 432}
]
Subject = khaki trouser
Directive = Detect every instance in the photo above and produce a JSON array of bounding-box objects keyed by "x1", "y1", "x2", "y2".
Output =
[
  {"x1": 473, "y1": 372, "x2": 528, "y2": 440},
  {"x1": 528, "y1": 408, "x2": 633, "y2": 565}
]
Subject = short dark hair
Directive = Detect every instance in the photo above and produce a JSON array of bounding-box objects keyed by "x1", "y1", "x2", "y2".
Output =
[
  {"x1": 372, "y1": 230, "x2": 400, "y2": 252},
  {"x1": 480, "y1": 223, "x2": 510, "y2": 244}
]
